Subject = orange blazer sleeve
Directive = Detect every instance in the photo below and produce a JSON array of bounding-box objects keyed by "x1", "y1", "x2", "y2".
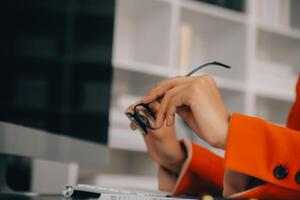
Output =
[
  {"x1": 173, "y1": 140, "x2": 224, "y2": 196},
  {"x1": 160, "y1": 115, "x2": 300, "y2": 199},
  {"x1": 224, "y1": 113, "x2": 300, "y2": 199},
  {"x1": 158, "y1": 139, "x2": 224, "y2": 196},
  {"x1": 223, "y1": 76, "x2": 300, "y2": 199},
  {"x1": 159, "y1": 76, "x2": 300, "y2": 199}
]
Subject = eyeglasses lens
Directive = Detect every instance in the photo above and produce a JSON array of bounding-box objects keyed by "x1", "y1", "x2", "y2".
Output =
[{"x1": 134, "y1": 105, "x2": 156, "y2": 130}]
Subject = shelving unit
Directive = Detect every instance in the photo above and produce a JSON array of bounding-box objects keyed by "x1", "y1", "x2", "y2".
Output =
[
  {"x1": 256, "y1": 96, "x2": 292, "y2": 126},
  {"x1": 106, "y1": 0, "x2": 300, "y2": 183},
  {"x1": 113, "y1": 0, "x2": 175, "y2": 73},
  {"x1": 179, "y1": 3, "x2": 247, "y2": 81}
]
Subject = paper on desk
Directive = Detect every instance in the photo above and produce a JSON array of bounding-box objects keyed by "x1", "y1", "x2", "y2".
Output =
[{"x1": 99, "y1": 193, "x2": 198, "y2": 200}]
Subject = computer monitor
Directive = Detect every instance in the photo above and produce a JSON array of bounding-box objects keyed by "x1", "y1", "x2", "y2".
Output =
[{"x1": 0, "y1": 0, "x2": 115, "y2": 192}]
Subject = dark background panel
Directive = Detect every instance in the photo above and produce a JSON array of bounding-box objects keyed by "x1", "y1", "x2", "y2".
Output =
[{"x1": 0, "y1": 0, "x2": 115, "y2": 145}]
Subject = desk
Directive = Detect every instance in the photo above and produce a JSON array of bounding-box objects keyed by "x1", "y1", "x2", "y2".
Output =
[
  {"x1": 0, "y1": 193, "x2": 96, "y2": 200},
  {"x1": 0, "y1": 193, "x2": 234, "y2": 200}
]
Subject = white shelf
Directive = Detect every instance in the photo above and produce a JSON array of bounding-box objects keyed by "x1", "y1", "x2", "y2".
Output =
[
  {"x1": 215, "y1": 76, "x2": 246, "y2": 92},
  {"x1": 257, "y1": 22, "x2": 300, "y2": 41},
  {"x1": 113, "y1": 59, "x2": 169, "y2": 77},
  {"x1": 179, "y1": 6, "x2": 247, "y2": 81},
  {"x1": 253, "y1": 86, "x2": 295, "y2": 102},
  {"x1": 180, "y1": 0, "x2": 247, "y2": 25},
  {"x1": 220, "y1": 88, "x2": 246, "y2": 114},
  {"x1": 256, "y1": 25, "x2": 300, "y2": 68},
  {"x1": 109, "y1": 127, "x2": 147, "y2": 152},
  {"x1": 113, "y1": 0, "x2": 174, "y2": 69},
  {"x1": 255, "y1": 96, "x2": 293, "y2": 125}
]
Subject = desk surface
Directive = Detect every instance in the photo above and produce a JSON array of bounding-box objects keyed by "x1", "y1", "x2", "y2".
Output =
[
  {"x1": 0, "y1": 193, "x2": 97, "y2": 200},
  {"x1": 0, "y1": 193, "x2": 233, "y2": 200}
]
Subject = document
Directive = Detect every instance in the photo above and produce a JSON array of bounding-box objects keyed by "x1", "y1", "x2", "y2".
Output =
[{"x1": 99, "y1": 193, "x2": 198, "y2": 200}]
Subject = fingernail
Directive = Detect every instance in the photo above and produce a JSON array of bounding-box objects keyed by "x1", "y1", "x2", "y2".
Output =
[{"x1": 167, "y1": 121, "x2": 171, "y2": 127}]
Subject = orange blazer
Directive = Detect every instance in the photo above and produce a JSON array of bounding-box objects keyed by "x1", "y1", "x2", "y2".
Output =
[{"x1": 158, "y1": 77, "x2": 300, "y2": 199}]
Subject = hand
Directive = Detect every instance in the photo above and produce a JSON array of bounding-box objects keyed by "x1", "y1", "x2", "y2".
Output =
[
  {"x1": 126, "y1": 101, "x2": 186, "y2": 174},
  {"x1": 142, "y1": 75, "x2": 230, "y2": 149}
]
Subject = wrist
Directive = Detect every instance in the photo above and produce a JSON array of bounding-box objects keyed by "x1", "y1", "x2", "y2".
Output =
[
  {"x1": 218, "y1": 114, "x2": 231, "y2": 149},
  {"x1": 162, "y1": 141, "x2": 187, "y2": 175},
  {"x1": 207, "y1": 113, "x2": 230, "y2": 149}
]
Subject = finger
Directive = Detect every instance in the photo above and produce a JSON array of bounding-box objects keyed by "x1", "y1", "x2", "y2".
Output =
[
  {"x1": 143, "y1": 77, "x2": 184, "y2": 103},
  {"x1": 165, "y1": 85, "x2": 187, "y2": 126},
  {"x1": 148, "y1": 101, "x2": 160, "y2": 113},
  {"x1": 155, "y1": 88, "x2": 179, "y2": 129},
  {"x1": 142, "y1": 76, "x2": 189, "y2": 104},
  {"x1": 166, "y1": 93, "x2": 186, "y2": 127},
  {"x1": 130, "y1": 123, "x2": 137, "y2": 130},
  {"x1": 166, "y1": 113, "x2": 175, "y2": 127}
]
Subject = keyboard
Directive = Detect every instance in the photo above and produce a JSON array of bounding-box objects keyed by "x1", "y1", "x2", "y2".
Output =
[{"x1": 63, "y1": 184, "x2": 196, "y2": 200}]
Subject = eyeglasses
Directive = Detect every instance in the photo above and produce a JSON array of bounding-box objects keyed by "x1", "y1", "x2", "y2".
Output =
[{"x1": 125, "y1": 61, "x2": 231, "y2": 135}]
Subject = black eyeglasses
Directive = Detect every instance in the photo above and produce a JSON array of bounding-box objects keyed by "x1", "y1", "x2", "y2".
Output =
[{"x1": 125, "y1": 61, "x2": 231, "y2": 135}]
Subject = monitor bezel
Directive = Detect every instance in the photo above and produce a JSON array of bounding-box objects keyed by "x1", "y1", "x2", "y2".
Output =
[{"x1": 0, "y1": 121, "x2": 109, "y2": 166}]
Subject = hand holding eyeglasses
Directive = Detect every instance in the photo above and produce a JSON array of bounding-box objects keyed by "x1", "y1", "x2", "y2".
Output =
[
  {"x1": 126, "y1": 62, "x2": 232, "y2": 149},
  {"x1": 142, "y1": 75, "x2": 231, "y2": 149},
  {"x1": 126, "y1": 99, "x2": 187, "y2": 174}
]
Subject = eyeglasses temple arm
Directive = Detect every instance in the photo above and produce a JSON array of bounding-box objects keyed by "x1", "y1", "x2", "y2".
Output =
[{"x1": 185, "y1": 61, "x2": 231, "y2": 77}]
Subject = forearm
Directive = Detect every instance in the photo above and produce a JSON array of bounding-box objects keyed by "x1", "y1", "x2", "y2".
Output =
[{"x1": 144, "y1": 135, "x2": 187, "y2": 175}]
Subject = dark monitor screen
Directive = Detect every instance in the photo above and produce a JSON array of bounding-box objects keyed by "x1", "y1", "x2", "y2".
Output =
[{"x1": 0, "y1": 0, "x2": 115, "y2": 145}]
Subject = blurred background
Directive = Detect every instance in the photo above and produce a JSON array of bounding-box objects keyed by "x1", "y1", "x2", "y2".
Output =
[
  {"x1": 107, "y1": 0, "x2": 300, "y2": 191},
  {"x1": 0, "y1": 0, "x2": 300, "y2": 194},
  {"x1": 106, "y1": 0, "x2": 300, "y2": 189}
]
